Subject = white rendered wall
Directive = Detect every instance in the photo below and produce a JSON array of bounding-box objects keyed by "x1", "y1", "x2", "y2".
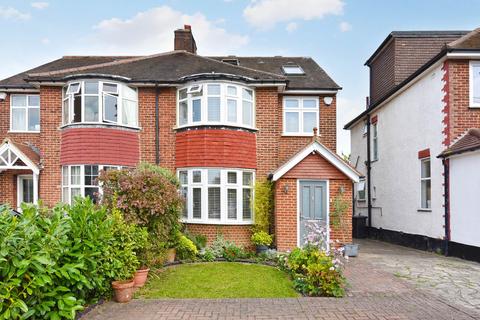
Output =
[
  {"x1": 349, "y1": 64, "x2": 446, "y2": 239},
  {"x1": 449, "y1": 151, "x2": 480, "y2": 247}
]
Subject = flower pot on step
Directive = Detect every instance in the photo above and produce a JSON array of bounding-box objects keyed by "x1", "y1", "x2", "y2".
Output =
[
  {"x1": 112, "y1": 280, "x2": 135, "y2": 303},
  {"x1": 343, "y1": 243, "x2": 359, "y2": 257},
  {"x1": 133, "y1": 268, "x2": 150, "y2": 288},
  {"x1": 166, "y1": 248, "x2": 176, "y2": 263},
  {"x1": 256, "y1": 245, "x2": 269, "y2": 254}
]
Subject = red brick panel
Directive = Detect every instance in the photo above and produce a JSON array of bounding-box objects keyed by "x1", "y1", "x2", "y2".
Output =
[
  {"x1": 184, "y1": 224, "x2": 253, "y2": 248},
  {"x1": 175, "y1": 129, "x2": 256, "y2": 169},
  {"x1": 60, "y1": 127, "x2": 140, "y2": 166},
  {"x1": 329, "y1": 179, "x2": 353, "y2": 246},
  {"x1": 274, "y1": 178, "x2": 298, "y2": 251},
  {"x1": 418, "y1": 148, "x2": 430, "y2": 159},
  {"x1": 283, "y1": 153, "x2": 348, "y2": 180}
]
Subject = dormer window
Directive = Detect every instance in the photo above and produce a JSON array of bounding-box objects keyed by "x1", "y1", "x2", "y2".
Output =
[
  {"x1": 177, "y1": 82, "x2": 255, "y2": 129},
  {"x1": 282, "y1": 65, "x2": 304, "y2": 75},
  {"x1": 62, "y1": 80, "x2": 138, "y2": 128},
  {"x1": 222, "y1": 58, "x2": 239, "y2": 66}
]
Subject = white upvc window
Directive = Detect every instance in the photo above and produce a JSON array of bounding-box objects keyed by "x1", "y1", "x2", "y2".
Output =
[
  {"x1": 62, "y1": 80, "x2": 138, "y2": 127},
  {"x1": 178, "y1": 168, "x2": 254, "y2": 225},
  {"x1": 62, "y1": 164, "x2": 121, "y2": 204},
  {"x1": 176, "y1": 82, "x2": 255, "y2": 129},
  {"x1": 469, "y1": 61, "x2": 480, "y2": 108},
  {"x1": 372, "y1": 123, "x2": 378, "y2": 161},
  {"x1": 420, "y1": 158, "x2": 431, "y2": 210},
  {"x1": 357, "y1": 178, "x2": 366, "y2": 201},
  {"x1": 283, "y1": 96, "x2": 319, "y2": 136},
  {"x1": 10, "y1": 95, "x2": 40, "y2": 132}
]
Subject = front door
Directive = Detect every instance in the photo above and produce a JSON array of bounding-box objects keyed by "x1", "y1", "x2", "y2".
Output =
[
  {"x1": 299, "y1": 181, "x2": 327, "y2": 248},
  {"x1": 17, "y1": 175, "x2": 34, "y2": 211}
]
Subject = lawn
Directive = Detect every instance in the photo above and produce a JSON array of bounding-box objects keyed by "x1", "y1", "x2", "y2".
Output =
[{"x1": 136, "y1": 262, "x2": 299, "y2": 298}]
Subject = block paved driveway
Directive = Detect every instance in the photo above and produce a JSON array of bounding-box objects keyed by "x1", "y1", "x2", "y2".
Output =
[{"x1": 83, "y1": 240, "x2": 480, "y2": 320}]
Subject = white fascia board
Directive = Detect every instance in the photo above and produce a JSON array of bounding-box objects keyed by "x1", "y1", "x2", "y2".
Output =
[
  {"x1": 272, "y1": 141, "x2": 360, "y2": 182},
  {"x1": 447, "y1": 51, "x2": 480, "y2": 59},
  {"x1": 283, "y1": 89, "x2": 338, "y2": 94}
]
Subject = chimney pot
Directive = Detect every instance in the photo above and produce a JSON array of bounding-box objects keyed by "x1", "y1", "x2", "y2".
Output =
[
  {"x1": 184, "y1": 24, "x2": 191, "y2": 30},
  {"x1": 174, "y1": 25, "x2": 197, "y2": 54}
]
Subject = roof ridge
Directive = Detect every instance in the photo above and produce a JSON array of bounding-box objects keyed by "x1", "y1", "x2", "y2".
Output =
[
  {"x1": 28, "y1": 51, "x2": 182, "y2": 77},
  {"x1": 447, "y1": 27, "x2": 480, "y2": 48}
]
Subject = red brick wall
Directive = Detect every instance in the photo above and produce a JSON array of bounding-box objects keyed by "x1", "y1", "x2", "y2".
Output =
[
  {"x1": 0, "y1": 171, "x2": 16, "y2": 207},
  {"x1": 184, "y1": 224, "x2": 253, "y2": 248},
  {"x1": 176, "y1": 129, "x2": 256, "y2": 169},
  {"x1": 329, "y1": 179, "x2": 353, "y2": 246},
  {"x1": 274, "y1": 178, "x2": 298, "y2": 251},
  {"x1": 60, "y1": 127, "x2": 140, "y2": 166},
  {"x1": 283, "y1": 153, "x2": 348, "y2": 180}
]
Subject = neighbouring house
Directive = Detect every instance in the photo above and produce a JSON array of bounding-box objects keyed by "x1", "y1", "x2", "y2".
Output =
[
  {"x1": 0, "y1": 26, "x2": 360, "y2": 251},
  {"x1": 345, "y1": 28, "x2": 480, "y2": 261}
]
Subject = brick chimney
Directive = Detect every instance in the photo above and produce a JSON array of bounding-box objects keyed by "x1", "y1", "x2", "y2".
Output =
[{"x1": 174, "y1": 25, "x2": 197, "y2": 54}]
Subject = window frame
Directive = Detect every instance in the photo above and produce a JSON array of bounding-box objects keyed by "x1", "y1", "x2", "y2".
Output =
[
  {"x1": 282, "y1": 96, "x2": 320, "y2": 136},
  {"x1": 62, "y1": 80, "x2": 139, "y2": 128},
  {"x1": 177, "y1": 168, "x2": 254, "y2": 225},
  {"x1": 357, "y1": 178, "x2": 366, "y2": 201},
  {"x1": 176, "y1": 81, "x2": 256, "y2": 130},
  {"x1": 10, "y1": 94, "x2": 40, "y2": 133},
  {"x1": 372, "y1": 123, "x2": 379, "y2": 161},
  {"x1": 469, "y1": 61, "x2": 480, "y2": 108},
  {"x1": 282, "y1": 65, "x2": 305, "y2": 75},
  {"x1": 420, "y1": 158, "x2": 432, "y2": 210}
]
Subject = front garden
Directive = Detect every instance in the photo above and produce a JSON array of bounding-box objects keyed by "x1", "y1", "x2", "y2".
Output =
[{"x1": 0, "y1": 163, "x2": 348, "y2": 320}]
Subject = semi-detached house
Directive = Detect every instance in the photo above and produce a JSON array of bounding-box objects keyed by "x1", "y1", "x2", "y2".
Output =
[{"x1": 0, "y1": 26, "x2": 360, "y2": 250}]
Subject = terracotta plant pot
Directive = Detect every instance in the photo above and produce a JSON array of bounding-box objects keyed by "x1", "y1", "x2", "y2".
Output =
[
  {"x1": 133, "y1": 268, "x2": 150, "y2": 288},
  {"x1": 112, "y1": 280, "x2": 135, "y2": 303},
  {"x1": 166, "y1": 248, "x2": 176, "y2": 263}
]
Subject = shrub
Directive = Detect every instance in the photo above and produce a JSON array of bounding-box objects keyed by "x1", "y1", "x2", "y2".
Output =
[
  {"x1": 199, "y1": 248, "x2": 216, "y2": 262},
  {"x1": 185, "y1": 231, "x2": 207, "y2": 250},
  {"x1": 253, "y1": 179, "x2": 274, "y2": 233},
  {"x1": 176, "y1": 235, "x2": 198, "y2": 260},
  {"x1": 251, "y1": 231, "x2": 273, "y2": 246},
  {"x1": 222, "y1": 244, "x2": 245, "y2": 262}
]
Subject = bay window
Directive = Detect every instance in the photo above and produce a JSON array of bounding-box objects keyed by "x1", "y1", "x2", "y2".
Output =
[
  {"x1": 62, "y1": 164, "x2": 121, "y2": 204},
  {"x1": 283, "y1": 97, "x2": 319, "y2": 135},
  {"x1": 62, "y1": 80, "x2": 138, "y2": 127},
  {"x1": 177, "y1": 82, "x2": 255, "y2": 128},
  {"x1": 10, "y1": 95, "x2": 40, "y2": 132},
  {"x1": 178, "y1": 168, "x2": 254, "y2": 224}
]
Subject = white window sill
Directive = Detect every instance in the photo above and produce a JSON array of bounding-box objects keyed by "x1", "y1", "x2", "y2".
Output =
[
  {"x1": 282, "y1": 133, "x2": 315, "y2": 137},
  {"x1": 469, "y1": 105, "x2": 480, "y2": 109},
  {"x1": 180, "y1": 219, "x2": 254, "y2": 225},
  {"x1": 357, "y1": 199, "x2": 366, "y2": 202},
  {"x1": 8, "y1": 130, "x2": 40, "y2": 134},
  {"x1": 59, "y1": 122, "x2": 141, "y2": 131},
  {"x1": 174, "y1": 123, "x2": 258, "y2": 131},
  {"x1": 417, "y1": 208, "x2": 432, "y2": 213}
]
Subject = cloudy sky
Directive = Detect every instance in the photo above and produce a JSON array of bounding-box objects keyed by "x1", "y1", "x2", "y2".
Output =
[{"x1": 0, "y1": 0, "x2": 479, "y2": 154}]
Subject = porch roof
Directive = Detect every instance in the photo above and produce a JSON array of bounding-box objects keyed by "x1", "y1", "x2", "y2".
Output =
[{"x1": 0, "y1": 139, "x2": 41, "y2": 174}]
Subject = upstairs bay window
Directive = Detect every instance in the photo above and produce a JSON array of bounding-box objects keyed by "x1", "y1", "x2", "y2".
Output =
[
  {"x1": 177, "y1": 82, "x2": 254, "y2": 128},
  {"x1": 62, "y1": 80, "x2": 138, "y2": 127},
  {"x1": 178, "y1": 168, "x2": 254, "y2": 224},
  {"x1": 10, "y1": 95, "x2": 40, "y2": 132},
  {"x1": 283, "y1": 97, "x2": 319, "y2": 135}
]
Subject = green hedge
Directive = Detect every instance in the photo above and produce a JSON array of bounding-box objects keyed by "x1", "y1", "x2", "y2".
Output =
[{"x1": 0, "y1": 198, "x2": 145, "y2": 320}]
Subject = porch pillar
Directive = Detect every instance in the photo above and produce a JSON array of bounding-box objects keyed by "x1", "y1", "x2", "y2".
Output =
[{"x1": 33, "y1": 172, "x2": 39, "y2": 205}]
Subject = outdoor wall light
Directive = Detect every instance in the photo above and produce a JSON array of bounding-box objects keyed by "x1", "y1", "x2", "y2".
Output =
[
  {"x1": 0, "y1": 92, "x2": 6, "y2": 101},
  {"x1": 323, "y1": 96, "x2": 333, "y2": 106},
  {"x1": 283, "y1": 184, "x2": 289, "y2": 194},
  {"x1": 339, "y1": 186, "x2": 345, "y2": 193}
]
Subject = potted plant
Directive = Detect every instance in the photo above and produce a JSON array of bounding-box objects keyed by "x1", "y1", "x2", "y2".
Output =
[
  {"x1": 132, "y1": 227, "x2": 150, "y2": 288},
  {"x1": 112, "y1": 279, "x2": 135, "y2": 303},
  {"x1": 331, "y1": 189, "x2": 359, "y2": 257},
  {"x1": 251, "y1": 231, "x2": 273, "y2": 254},
  {"x1": 165, "y1": 230, "x2": 180, "y2": 263}
]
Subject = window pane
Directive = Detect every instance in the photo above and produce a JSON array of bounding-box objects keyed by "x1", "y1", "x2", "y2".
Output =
[
  {"x1": 208, "y1": 97, "x2": 220, "y2": 121},
  {"x1": 179, "y1": 88, "x2": 187, "y2": 100},
  {"x1": 473, "y1": 65, "x2": 480, "y2": 104},
  {"x1": 303, "y1": 112, "x2": 317, "y2": 134},
  {"x1": 181, "y1": 187, "x2": 188, "y2": 218},
  {"x1": 282, "y1": 65, "x2": 304, "y2": 74},
  {"x1": 122, "y1": 99, "x2": 138, "y2": 126},
  {"x1": 208, "y1": 169, "x2": 220, "y2": 184},
  {"x1": 85, "y1": 81, "x2": 99, "y2": 94},
  {"x1": 28, "y1": 108, "x2": 40, "y2": 131},
  {"x1": 22, "y1": 178, "x2": 33, "y2": 203},
  {"x1": 103, "y1": 83, "x2": 118, "y2": 94},
  {"x1": 228, "y1": 189, "x2": 237, "y2": 219},
  {"x1": 227, "y1": 86, "x2": 237, "y2": 96},
  {"x1": 71, "y1": 166, "x2": 81, "y2": 185},
  {"x1": 192, "y1": 170, "x2": 201, "y2": 183},
  {"x1": 85, "y1": 165, "x2": 99, "y2": 186},
  {"x1": 62, "y1": 166, "x2": 69, "y2": 185},
  {"x1": 208, "y1": 84, "x2": 221, "y2": 95},
  {"x1": 303, "y1": 99, "x2": 317, "y2": 108},
  {"x1": 227, "y1": 99, "x2": 237, "y2": 122},
  {"x1": 242, "y1": 189, "x2": 252, "y2": 219},
  {"x1": 12, "y1": 108, "x2": 26, "y2": 131},
  {"x1": 242, "y1": 88, "x2": 253, "y2": 100},
  {"x1": 421, "y1": 180, "x2": 431, "y2": 209},
  {"x1": 192, "y1": 99, "x2": 201, "y2": 122},
  {"x1": 285, "y1": 99, "x2": 298, "y2": 108},
  {"x1": 73, "y1": 95, "x2": 82, "y2": 123},
  {"x1": 71, "y1": 188, "x2": 81, "y2": 201},
  {"x1": 179, "y1": 171, "x2": 188, "y2": 185},
  {"x1": 242, "y1": 101, "x2": 253, "y2": 126},
  {"x1": 85, "y1": 187, "x2": 99, "y2": 204},
  {"x1": 123, "y1": 86, "x2": 137, "y2": 101},
  {"x1": 28, "y1": 95, "x2": 40, "y2": 106},
  {"x1": 421, "y1": 160, "x2": 431, "y2": 178},
  {"x1": 104, "y1": 95, "x2": 118, "y2": 122},
  {"x1": 243, "y1": 172, "x2": 252, "y2": 186},
  {"x1": 85, "y1": 96, "x2": 99, "y2": 122},
  {"x1": 63, "y1": 99, "x2": 70, "y2": 124},
  {"x1": 179, "y1": 101, "x2": 188, "y2": 125},
  {"x1": 285, "y1": 112, "x2": 299, "y2": 132},
  {"x1": 12, "y1": 95, "x2": 27, "y2": 107},
  {"x1": 227, "y1": 172, "x2": 237, "y2": 184},
  {"x1": 208, "y1": 187, "x2": 221, "y2": 219},
  {"x1": 193, "y1": 188, "x2": 202, "y2": 218},
  {"x1": 67, "y1": 83, "x2": 80, "y2": 94},
  {"x1": 62, "y1": 187, "x2": 69, "y2": 204}
]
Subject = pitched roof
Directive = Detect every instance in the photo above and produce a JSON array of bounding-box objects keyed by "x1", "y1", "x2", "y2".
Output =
[
  {"x1": 270, "y1": 139, "x2": 361, "y2": 182},
  {"x1": 439, "y1": 129, "x2": 480, "y2": 158},
  {"x1": 447, "y1": 27, "x2": 480, "y2": 50},
  {"x1": 0, "y1": 51, "x2": 339, "y2": 91}
]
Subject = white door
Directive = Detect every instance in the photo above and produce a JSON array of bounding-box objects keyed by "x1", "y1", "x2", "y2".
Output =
[{"x1": 17, "y1": 175, "x2": 34, "y2": 211}]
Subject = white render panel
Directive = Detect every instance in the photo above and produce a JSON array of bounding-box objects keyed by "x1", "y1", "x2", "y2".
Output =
[
  {"x1": 349, "y1": 65, "x2": 446, "y2": 239},
  {"x1": 449, "y1": 151, "x2": 480, "y2": 247}
]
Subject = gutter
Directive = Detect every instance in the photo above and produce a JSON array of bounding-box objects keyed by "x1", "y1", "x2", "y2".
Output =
[{"x1": 155, "y1": 86, "x2": 160, "y2": 165}]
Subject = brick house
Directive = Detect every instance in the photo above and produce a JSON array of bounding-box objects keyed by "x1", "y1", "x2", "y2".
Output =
[
  {"x1": 0, "y1": 26, "x2": 360, "y2": 251},
  {"x1": 345, "y1": 28, "x2": 480, "y2": 261}
]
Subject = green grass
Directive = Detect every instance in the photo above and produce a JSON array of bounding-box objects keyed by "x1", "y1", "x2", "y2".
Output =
[{"x1": 136, "y1": 262, "x2": 299, "y2": 298}]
